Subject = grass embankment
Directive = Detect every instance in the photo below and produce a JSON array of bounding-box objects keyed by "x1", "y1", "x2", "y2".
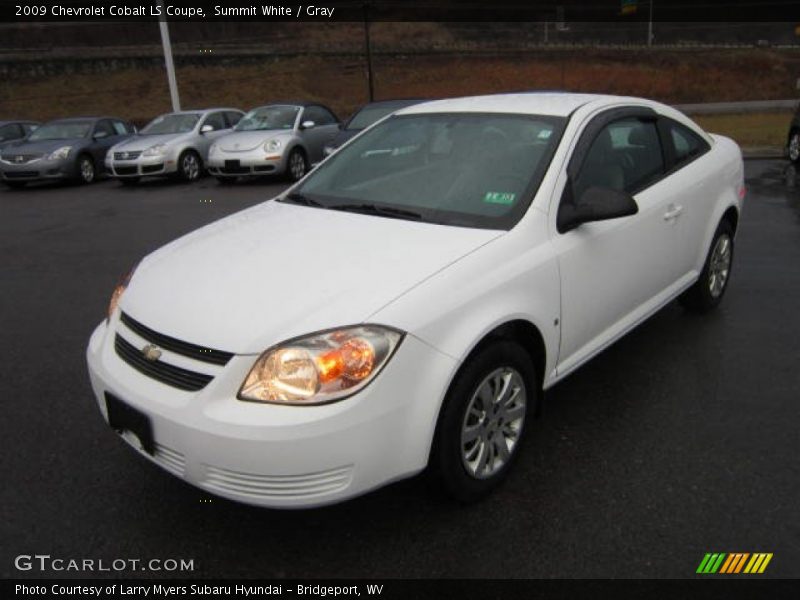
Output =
[{"x1": 693, "y1": 112, "x2": 792, "y2": 150}]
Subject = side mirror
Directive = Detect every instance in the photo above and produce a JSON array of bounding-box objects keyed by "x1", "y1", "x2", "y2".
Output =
[
  {"x1": 557, "y1": 186, "x2": 638, "y2": 233},
  {"x1": 200, "y1": 124, "x2": 214, "y2": 134},
  {"x1": 93, "y1": 131, "x2": 109, "y2": 140},
  {"x1": 300, "y1": 120, "x2": 316, "y2": 130}
]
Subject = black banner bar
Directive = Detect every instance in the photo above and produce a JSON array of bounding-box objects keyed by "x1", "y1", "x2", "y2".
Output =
[
  {"x1": 4, "y1": 579, "x2": 800, "y2": 600},
  {"x1": 2, "y1": 1, "x2": 800, "y2": 23}
]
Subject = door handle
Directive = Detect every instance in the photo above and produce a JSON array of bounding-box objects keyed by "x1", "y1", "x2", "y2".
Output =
[{"x1": 663, "y1": 204, "x2": 683, "y2": 221}]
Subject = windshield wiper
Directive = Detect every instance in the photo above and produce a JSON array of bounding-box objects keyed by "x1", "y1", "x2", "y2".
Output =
[
  {"x1": 328, "y1": 203, "x2": 423, "y2": 221},
  {"x1": 280, "y1": 192, "x2": 324, "y2": 207}
]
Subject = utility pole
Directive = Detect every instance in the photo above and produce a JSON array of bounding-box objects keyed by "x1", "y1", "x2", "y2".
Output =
[
  {"x1": 158, "y1": 0, "x2": 180, "y2": 111},
  {"x1": 647, "y1": 0, "x2": 654, "y2": 47},
  {"x1": 362, "y1": 2, "x2": 374, "y2": 101}
]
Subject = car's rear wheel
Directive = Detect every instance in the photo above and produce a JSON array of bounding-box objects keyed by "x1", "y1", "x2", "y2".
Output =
[
  {"x1": 77, "y1": 155, "x2": 95, "y2": 184},
  {"x1": 429, "y1": 340, "x2": 535, "y2": 503},
  {"x1": 177, "y1": 150, "x2": 202, "y2": 182},
  {"x1": 788, "y1": 130, "x2": 800, "y2": 164},
  {"x1": 680, "y1": 219, "x2": 735, "y2": 312},
  {"x1": 3, "y1": 180, "x2": 27, "y2": 189},
  {"x1": 287, "y1": 148, "x2": 308, "y2": 182},
  {"x1": 119, "y1": 177, "x2": 140, "y2": 186},
  {"x1": 215, "y1": 176, "x2": 238, "y2": 185}
]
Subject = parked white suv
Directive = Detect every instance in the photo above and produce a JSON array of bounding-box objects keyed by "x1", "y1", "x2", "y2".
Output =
[{"x1": 87, "y1": 93, "x2": 744, "y2": 508}]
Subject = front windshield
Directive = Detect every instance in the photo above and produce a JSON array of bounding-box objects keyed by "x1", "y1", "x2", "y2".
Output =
[
  {"x1": 296, "y1": 113, "x2": 565, "y2": 229},
  {"x1": 141, "y1": 113, "x2": 200, "y2": 135},
  {"x1": 347, "y1": 105, "x2": 408, "y2": 130},
  {"x1": 28, "y1": 121, "x2": 92, "y2": 141},
  {"x1": 235, "y1": 106, "x2": 300, "y2": 131}
]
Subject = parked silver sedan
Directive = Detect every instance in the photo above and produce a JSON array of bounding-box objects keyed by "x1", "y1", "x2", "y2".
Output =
[
  {"x1": 207, "y1": 102, "x2": 340, "y2": 183},
  {"x1": 106, "y1": 108, "x2": 243, "y2": 184}
]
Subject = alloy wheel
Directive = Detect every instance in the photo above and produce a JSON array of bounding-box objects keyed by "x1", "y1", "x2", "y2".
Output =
[
  {"x1": 708, "y1": 233, "x2": 732, "y2": 298},
  {"x1": 460, "y1": 367, "x2": 526, "y2": 480},
  {"x1": 80, "y1": 157, "x2": 95, "y2": 183}
]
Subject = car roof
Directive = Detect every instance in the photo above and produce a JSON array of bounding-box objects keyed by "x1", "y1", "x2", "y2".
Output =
[
  {"x1": 0, "y1": 120, "x2": 39, "y2": 126},
  {"x1": 162, "y1": 108, "x2": 242, "y2": 115},
  {"x1": 397, "y1": 93, "x2": 645, "y2": 118},
  {"x1": 43, "y1": 117, "x2": 122, "y2": 123},
  {"x1": 357, "y1": 98, "x2": 428, "y2": 109}
]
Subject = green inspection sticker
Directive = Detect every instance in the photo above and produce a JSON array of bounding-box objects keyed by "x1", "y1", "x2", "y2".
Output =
[{"x1": 483, "y1": 191, "x2": 517, "y2": 205}]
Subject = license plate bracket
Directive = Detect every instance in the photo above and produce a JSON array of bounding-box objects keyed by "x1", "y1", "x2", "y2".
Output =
[{"x1": 105, "y1": 392, "x2": 155, "y2": 455}]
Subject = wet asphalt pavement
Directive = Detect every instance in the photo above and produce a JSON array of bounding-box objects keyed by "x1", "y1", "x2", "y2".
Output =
[{"x1": 1, "y1": 161, "x2": 798, "y2": 579}]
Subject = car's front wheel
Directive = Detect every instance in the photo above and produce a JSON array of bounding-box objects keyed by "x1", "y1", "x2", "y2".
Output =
[
  {"x1": 77, "y1": 155, "x2": 95, "y2": 184},
  {"x1": 287, "y1": 148, "x2": 308, "y2": 182},
  {"x1": 788, "y1": 130, "x2": 800, "y2": 164},
  {"x1": 177, "y1": 150, "x2": 202, "y2": 182},
  {"x1": 429, "y1": 340, "x2": 535, "y2": 503},
  {"x1": 680, "y1": 219, "x2": 735, "y2": 312}
]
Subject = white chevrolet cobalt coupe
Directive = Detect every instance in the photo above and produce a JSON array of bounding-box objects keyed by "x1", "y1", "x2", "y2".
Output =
[{"x1": 87, "y1": 94, "x2": 744, "y2": 508}]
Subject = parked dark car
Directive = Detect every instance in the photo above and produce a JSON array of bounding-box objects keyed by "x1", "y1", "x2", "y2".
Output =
[
  {"x1": 0, "y1": 116, "x2": 134, "y2": 188},
  {"x1": 0, "y1": 120, "x2": 39, "y2": 149},
  {"x1": 322, "y1": 99, "x2": 426, "y2": 157},
  {"x1": 788, "y1": 101, "x2": 800, "y2": 164}
]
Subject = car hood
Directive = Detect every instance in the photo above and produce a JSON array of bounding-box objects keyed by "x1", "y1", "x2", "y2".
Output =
[
  {"x1": 113, "y1": 133, "x2": 187, "y2": 151},
  {"x1": 3, "y1": 138, "x2": 85, "y2": 155},
  {"x1": 217, "y1": 130, "x2": 289, "y2": 152},
  {"x1": 120, "y1": 201, "x2": 502, "y2": 354}
]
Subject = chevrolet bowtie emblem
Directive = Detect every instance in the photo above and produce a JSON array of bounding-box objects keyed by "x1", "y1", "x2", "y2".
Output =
[
  {"x1": 142, "y1": 344, "x2": 162, "y2": 361},
  {"x1": 15, "y1": 156, "x2": 23, "y2": 163}
]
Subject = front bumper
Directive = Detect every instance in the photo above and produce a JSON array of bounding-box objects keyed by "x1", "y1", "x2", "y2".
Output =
[
  {"x1": 86, "y1": 317, "x2": 456, "y2": 508},
  {"x1": 0, "y1": 157, "x2": 73, "y2": 182},
  {"x1": 207, "y1": 149, "x2": 286, "y2": 177},
  {"x1": 107, "y1": 154, "x2": 176, "y2": 178}
]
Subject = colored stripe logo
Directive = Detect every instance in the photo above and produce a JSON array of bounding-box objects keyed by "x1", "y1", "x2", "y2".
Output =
[{"x1": 697, "y1": 553, "x2": 773, "y2": 574}]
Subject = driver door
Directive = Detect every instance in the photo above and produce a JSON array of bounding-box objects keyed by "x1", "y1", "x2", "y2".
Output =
[{"x1": 552, "y1": 108, "x2": 683, "y2": 376}]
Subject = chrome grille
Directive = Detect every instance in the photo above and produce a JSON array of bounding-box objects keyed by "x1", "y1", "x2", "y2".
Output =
[{"x1": 114, "y1": 151, "x2": 142, "y2": 160}]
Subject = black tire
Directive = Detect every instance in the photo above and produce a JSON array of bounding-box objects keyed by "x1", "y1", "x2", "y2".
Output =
[
  {"x1": 77, "y1": 154, "x2": 95, "y2": 184},
  {"x1": 680, "y1": 219, "x2": 735, "y2": 313},
  {"x1": 429, "y1": 340, "x2": 536, "y2": 503},
  {"x1": 215, "y1": 176, "x2": 238, "y2": 185},
  {"x1": 3, "y1": 180, "x2": 27, "y2": 189},
  {"x1": 286, "y1": 148, "x2": 308, "y2": 182},
  {"x1": 177, "y1": 149, "x2": 202, "y2": 182},
  {"x1": 119, "y1": 177, "x2": 140, "y2": 186},
  {"x1": 788, "y1": 129, "x2": 800, "y2": 164}
]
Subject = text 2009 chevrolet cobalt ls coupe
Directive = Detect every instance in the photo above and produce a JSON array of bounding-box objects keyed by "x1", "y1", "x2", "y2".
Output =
[{"x1": 87, "y1": 94, "x2": 743, "y2": 508}]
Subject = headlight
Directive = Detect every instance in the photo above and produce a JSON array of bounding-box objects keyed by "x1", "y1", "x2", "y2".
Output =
[
  {"x1": 107, "y1": 263, "x2": 138, "y2": 322},
  {"x1": 264, "y1": 139, "x2": 282, "y2": 153},
  {"x1": 238, "y1": 326, "x2": 403, "y2": 405},
  {"x1": 142, "y1": 144, "x2": 166, "y2": 157},
  {"x1": 48, "y1": 146, "x2": 72, "y2": 161}
]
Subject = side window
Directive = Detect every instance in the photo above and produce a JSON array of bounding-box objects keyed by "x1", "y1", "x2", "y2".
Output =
[
  {"x1": 314, "y1": 106, "x2": 337, "y2": 125},
  {"x1": 667, "y1": 119, "x2": 709, "y2": 168},
  {"x1": 0, "y1": 123, "x2": 22, "y2": 142},
  {"x1": 224, "y1": 111, "x2": 242, "y2": 128},
  {"x1": 94, "y1": 120, "x2": 116, "y2": 138},
  {"x1": 573, "y1": 118, "x2": 664, "y2": 200},
  {"x1": 203, "y1": 112, "x2": 226, "y2": 131},
  {"x1": 304, "y1": 106, "x2": 336, "y2": 126},
  {"x1": 112, "y1": 120, "x2": 130, "y2": 135}
]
